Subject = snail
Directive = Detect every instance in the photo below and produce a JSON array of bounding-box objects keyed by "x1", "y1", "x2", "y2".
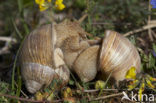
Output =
[
  {"x1": 99, "y1": 30, "x2": 141, "y2": 82},
  {"x1": 72, "y1": 30, "x2": 141, "y2": 83},
  {"x1": 19, "y1": 16, "x2": 92, "y2": 93},
  {"x1": 19, "y1": 23, "x2": 69, "y2": 94},
  {"x1": 73, "y1": 45, "x2": 100, "y2": 82}
]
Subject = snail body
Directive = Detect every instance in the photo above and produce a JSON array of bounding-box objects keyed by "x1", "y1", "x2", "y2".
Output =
[
  {"x1": 61, "y1": 36, "x2": 90, "y2": 69},
  {"x1": 55, "y1": 20, "x2": 88, "y2": 47},
  {"x1": 99, "y1": 30, "x2": 141, "y2": 82},
  {"x1": 55, "y1": 20, "x2": 91, "y2": 69},
  {"x1": 19, "y1": 24, "x2": 69, "y2": 93}
]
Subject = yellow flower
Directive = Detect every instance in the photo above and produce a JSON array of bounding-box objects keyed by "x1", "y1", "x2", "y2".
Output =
[
  {"x1": 138, "y1": 82, "x2": 145, "y2": 101},
  {"x1": 125, "y1": 67, "x2": 136, "y2": 80},
  {"x1": 35, "y1": 0, "x2": 45, "y2": 5},
  {"x1": 55, "y1": 0, "x2": 65, "y2": 10},
  {"x1": 47, "y1": 0, "x2": 52, "y2": 3},
  {"x1": 35, "y1": 0, "x2": 51, "y2": 11},
  {"x1": 39, "y1": 3, "x2": 48, "y2": 11},
  {"x1": 55, "y1": 0, "x2": 63, "y2": 4},
  {"x1": 147, "y1": 75, "x2": 156, "y2": 82},
  {"x1": 146, "y1": 78, "x2": 155, "y2": 89}
]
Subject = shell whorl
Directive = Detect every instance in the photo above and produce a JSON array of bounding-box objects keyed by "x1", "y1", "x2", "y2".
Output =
[
  {"x1": 20, "y1": 24, "x2": 56, "y2": 68},
  {"x1": 73, "y1": 45, "x2": 99, "y2": 82},
  {"x1": 99, "y1": 30, "x2": 141, "y2": 81},
  {"x1": 21, "y1": 63, "x2": 56, "y2": 93}
]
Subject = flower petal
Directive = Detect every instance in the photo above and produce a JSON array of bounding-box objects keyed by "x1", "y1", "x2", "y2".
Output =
[
  {"x1": 35, "y1": 0, "x2": 45, "y2": 5},
  {"x1": 138, "y1": 82, "x2": 145, "y2": 101},
  {"x1": 146, "y1": 78, "x2": 155, "y2": 89},
  {"x1": 125, "y1": 67, "x2": 136, "y2": 80},
  {"x1": 55, "y1": 3, "x2": 65, "y2": 10},
  {"x1": 39, "y1": 3, "x2": 48, "y2": 11},
  {"x1": 47, "y1": 0, "x2": 52, "y2": 3}
]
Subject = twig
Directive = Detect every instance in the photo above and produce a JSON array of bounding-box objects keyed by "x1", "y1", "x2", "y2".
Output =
[
  {"x1": 0, "y1": 36, "x2": 17, "y2": 55},
  {"x1": 0, "y1": 36, "x2": 17, "y2": 43},
  {"x1": 137, "y1": 38, "x2": 146, "y2": 46},
  {"x1": 89, "y1": 92, "x2": 123, "y2": 101},
  {"x1": 78, "y1": 14, "x2": 88, "y2": 24},
  {"x1": 53, "y1": 99, "x2": 64, "y2": 103},
  {"x1": 149, "y1": 20, "x2": 156, "y2": 25},
  {"x1": 83, "y1": 88, "x2": 145, "y2": 93},
  {"x1": 151, "y1": 30, "x2": 156, "y2": 39},
  {"x1": 148, "y1": 0, "x2": 153, "y2": 41},
  {"x1": 83, "y1": 89, "x2": 118, "y2": 93},
  {"x1": 0, "y1": 93, "x2": 65, "y2": 103},
  {"x1": 0, "y1": 42, "x2": 10, "y2": 55},
  {"x1": 0, "y1": 94, "x2": 44, "y2": 103},
  {"x1": 91, "y1": 22, "x2": 131, "y2": 25},
  {"x1": 124, "y1": 24, "x2": 156, "y2": 37}
]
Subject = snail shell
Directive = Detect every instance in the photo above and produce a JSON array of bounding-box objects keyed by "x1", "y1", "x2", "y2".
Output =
[
  {"x1": 99, "y1": 30, "x2": 141, "y2": 82},
  {"x1": 73, "y1": 45, "x2": 99, "y2": 82},
  {"x1": 19, "y1": 24, "x2": 69, "y2": 93}
]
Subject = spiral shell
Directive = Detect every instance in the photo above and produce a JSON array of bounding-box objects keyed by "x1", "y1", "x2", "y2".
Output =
[
  {"x1": 73, "y1": 45, "x2": 99, "y2": 82},
  {"x1": 99, "y1": 30, "x2": 141, "y2": 82},
  {"x1": 19, "y1": 24, "x2": 69, "y2": 93}
]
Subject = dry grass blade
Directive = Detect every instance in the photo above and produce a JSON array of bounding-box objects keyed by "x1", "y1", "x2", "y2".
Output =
[
  {"x1": 89, "y1": 92, "x2": 123, "y2": 101},
  {"x1": 0, "y1": 36, "x2": 17, "y2": 43},
  {"x1": 124, "y1": 24, "x2": 156, "y2": 37},
  {"x1": 78, "y1": 14, "x2": 88, "y2": 24},
  {"x1": 147, "y1": 0, "x2": 153, "y2": 41},
  {"x1": 0, "y1": 42, "x2": 10, "y2": 55},
  {"x1": 0, "y1": 94, "x2": 43, "y2": 103}
]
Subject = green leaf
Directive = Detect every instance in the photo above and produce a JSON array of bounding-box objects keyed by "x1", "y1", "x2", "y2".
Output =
[
  {"x1": 148, "y1": 53, "x2": 155, "y2": 69},
  {"x1": 17, "y1": 0, "x2": 23, "y2": 13},
  {"x1": 80, "y1": 98, "x2": 88, "y2": 103},
  {"x1": 152, "y1": 43, "x2": 156, "y2": 52},
  {"x1": 69, "y1": 80, "x2": 74, "y2": 85}
]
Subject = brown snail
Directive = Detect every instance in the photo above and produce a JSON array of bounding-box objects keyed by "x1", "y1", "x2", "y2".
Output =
[
  {"x1": 99, "y1": 30, "x2": 141, "y2": 82},
  {"x1": 72, "y1": 30, "x2": 141, "y2": 83},
  {"x1": 19, "y1": 23, "x2": 69, "y2": 94},
  {"x1": 19, "y1": 17, "x2": 92, "y2": 93},
  {"x1": 73, "y1": 45, "x2": 100, "y2": 82}
]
